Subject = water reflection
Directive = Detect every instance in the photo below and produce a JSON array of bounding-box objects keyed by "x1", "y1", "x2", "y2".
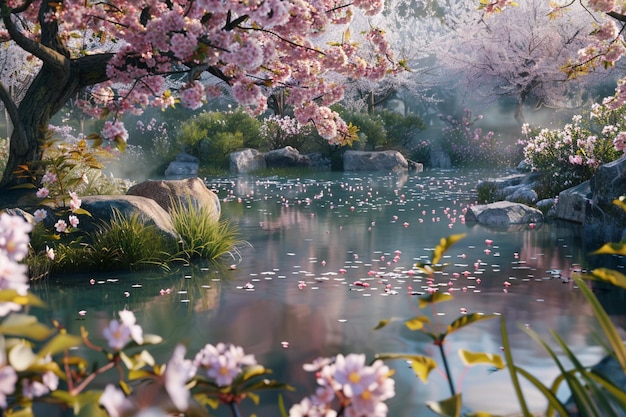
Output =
[{"x1": 31, "y1": 169, "x2": 625, "y2": 416}]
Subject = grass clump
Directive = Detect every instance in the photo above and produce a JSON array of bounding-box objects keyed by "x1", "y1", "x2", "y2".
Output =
[{"x1": 169, "y1": 197, "x2": 243, "y2": 261}]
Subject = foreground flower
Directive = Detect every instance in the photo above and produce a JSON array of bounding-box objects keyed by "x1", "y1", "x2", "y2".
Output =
[
  {"x1": 194, "y1": 343, "x2": 256, "y2": 386},
  {"x1": 164, "y1": 344, "x2": 196, "y2": 411},
  {"x1": 292, "y1": 353, "x2": 395, "y2": 417},
  {"x1": 99, "y1": 384, "x2": 134, "y2": 417},
  {"x1": 103, "y1": 310, "x2": 143, "y2": 350},
  {"x1": 0, "y1": 213, "x2": 33, "y2": 262},
  {"x1": 0, "y1": 338, "x2": 16, "y2": 409}
]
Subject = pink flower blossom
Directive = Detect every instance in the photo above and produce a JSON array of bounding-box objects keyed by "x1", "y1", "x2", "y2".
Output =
[
  {"x1": 54, "y1": 219, "x2": 68, "y2": 233},
  {"x1": 36, "y1": 187, "x2": 49, "y2": 199}
]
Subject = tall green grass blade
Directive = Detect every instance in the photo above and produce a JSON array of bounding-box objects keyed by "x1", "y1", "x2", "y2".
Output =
[
  {"x1": 513, "y1": 366, "x2": 569, "y2": 417},
  {"x1": 500, "y1": 317, "x2": 531, "y2": 417},
  {"x1": 552, "y1": 331, "x2": 618, "y2": 417},
  {"x1": 587, "y1": 371, "x2": 626, "y2": 410},
  {"x1": 524, "y1": 326, "x2": 599, "y2": 416},
  {"x1": 574, "y1": 276, "x2": 626, "y2": 373}
]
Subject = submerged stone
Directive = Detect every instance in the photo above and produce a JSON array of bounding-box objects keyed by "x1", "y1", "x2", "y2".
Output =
[{"x1": 464, "y1": 201, "x2": 543, "y2": 226}]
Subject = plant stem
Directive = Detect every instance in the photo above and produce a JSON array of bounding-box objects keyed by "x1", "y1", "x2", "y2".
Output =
[
  {"x1": 229, "y1": 402, "x2": 242, "y2": 417},
  {"x1": 437, "y1": 340, "x2": 456, "y2": 397}
]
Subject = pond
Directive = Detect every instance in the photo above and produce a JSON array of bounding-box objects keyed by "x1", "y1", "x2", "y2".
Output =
[{"x1": 31, "y1": 169, "x2": 625, "y2": 416}]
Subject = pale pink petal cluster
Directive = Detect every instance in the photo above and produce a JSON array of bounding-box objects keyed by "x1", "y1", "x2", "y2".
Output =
[
  {"x1": 193, "y1": 343, "x2": 256, "y2": 387},
  {"x1": 290, "y1": 353, "x2": 395, "y2": 417},
  {"x1": 0, "y1": 344, "x2": 16, "y2": 409},
  {"x1": 69, "y1": 191, "x2": 82, "y2": 212},
  {"x1": 101, "y1": 120, "x2": 129, "y2": 143},
  {"x1": 103, "y1": 310, "x2": 143, "y2": 351}
]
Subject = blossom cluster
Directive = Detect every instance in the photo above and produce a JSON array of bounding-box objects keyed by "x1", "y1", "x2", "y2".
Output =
[
  {"x1": 16, "y1": 0, "x2": 400, "y2": 146},
  {"x1": 0, "y1": 213, "x2": 31, "y2": 315},
  {"x1": 290, "y1": 354, "x2": 395, "y2": 417},
  {"x1": 521, "y1": 102, "x2": 624, "y2": 195},
  {"x1": 259, "y1": 115, "x2": 314, "y2": 149}
]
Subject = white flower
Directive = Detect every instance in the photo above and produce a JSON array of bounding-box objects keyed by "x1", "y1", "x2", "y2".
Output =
[
  {"x1": 333, "y1": 354, "x2": 377, "y2": 398},
  {"x1": 99, "y1": 384, "x2": 134, "y2": 417},
  {"x1": 194, "y1": 343, "x2": 256, "y2": 387},
  {"x1": 45, "y1": 246, "x2": 55, "y2": 260},
  {"x1": 0, "y1": 213, "x2": 32, "y2": 262},
  {"x1": 164, "y1": 344, "x2": 196, "y2": 411},
  {"x1": 33, "y1": 209, "x2": 47, "y2": 223},
  {"x1": 118, "y1": 310, "x2": 143, "y2": 345},
  {"x1": 103, "y1": 319, "x2": 131, "y2": 350}
]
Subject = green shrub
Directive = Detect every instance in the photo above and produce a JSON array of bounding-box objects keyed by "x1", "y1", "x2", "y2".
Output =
[
  {"x1": 175, "y1": 108, "x2": 262, "y2": 168},
  {"x1": 50, "y1": 209, "x2": 174, "y2": 272}
]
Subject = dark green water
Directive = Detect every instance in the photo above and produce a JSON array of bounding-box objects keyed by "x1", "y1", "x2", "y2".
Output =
[{"x1": 31, "y1": 169, "x2": 625, "y2": 416}]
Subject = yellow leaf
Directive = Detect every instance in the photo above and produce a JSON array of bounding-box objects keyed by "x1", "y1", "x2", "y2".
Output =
[
  {"x1": 405, "y1": 316, "x2": 431, "y2": 331},
  {"x1": 584, "y1": 268, "x2": 626, "y2": 291},
  {"x1": 427, "y1": 393, "x2": 462, "y2": 417},
  {"x1": 411, "y1": 356, "x2": 437, "y2": 383},
  {"x1": 458, "y1": 349, "x2": 505, "y2": 369},
  {"x1": 591, "y1": 242, "x2": 626, "y2": 256},
  {"x1": 419, "y1": 292, "x2": 453, "y2": 309},
  {"x1": 432, "y1": 234, "x2": 466, "y2": 265}
]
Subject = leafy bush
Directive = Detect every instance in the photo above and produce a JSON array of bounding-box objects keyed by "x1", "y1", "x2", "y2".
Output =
[
  {"x1": 175, "y1": 108, "x2": 262, "y2": 168},
  {"x1": 522, "y1": 102, "x2": 625, "y2": 198},
  {"x1": 438, "y1": 109, "x2": 518, "y2": 168},
  {"x1": 0, "y1": 136, "x2": 8, "y2": 177}
]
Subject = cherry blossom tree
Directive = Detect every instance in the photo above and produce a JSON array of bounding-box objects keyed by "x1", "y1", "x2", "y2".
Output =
[
  {"x1": 0, "y1": 0, "x2": 400, "y2": 188},
  {"x1": 475, "y1": 0, "x2": 626, "y2": 120},
  {"x1": 432, "y1": 0, "x2": 618, "y2": 126}
]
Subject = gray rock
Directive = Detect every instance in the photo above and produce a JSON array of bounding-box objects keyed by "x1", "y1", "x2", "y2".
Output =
[
  {"x1": 343, "y1": 150, "x2": 408, "y2": 172},
  {"x1": 230, "y1": 148, "x2": 267, "y2": 174},
  {"x1": 464, "y1": 201, "x2": 544, "y2": 226},
  {"x1": 585, "y1": 155, "x2": 626, "y2": 249},
  {"x1": 306, "y1": 153, "x2": 331, "y2": 171},
  {"x1": 554, "y1": 181, "x2": 591, "y2": 223},
  {"x1": 78, "y1": 195, "x2": 179, "y2": 242},
  {"x1": 536, "y1": 198, "x2": 556, "y2": 214},
  {"x1": 508, "y1": 184, "x2": 538, "y2": 205},
  {"x1": 164, "y1": 152, "x2": 199, "y2": 179},
  {"x1": 265, "y1": 146, "x2": 310, "y2": 168},
  {"x1": 126, "y1": 177, "x2": 220, "y2": 220}
]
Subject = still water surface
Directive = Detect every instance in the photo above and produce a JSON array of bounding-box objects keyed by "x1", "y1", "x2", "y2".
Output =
[{"x1": 32, "y1": 169, "x2": 625, "y2": 416}]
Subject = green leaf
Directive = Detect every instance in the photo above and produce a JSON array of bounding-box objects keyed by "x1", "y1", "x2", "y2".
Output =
[
  {"x1": 375, "y1": 353, "x2": 437, "y2": 383},
  {"x1": 590, "y1": 243, "x2": 626, "y2": 256},
  {"x1": 419, "y1": 292, "x2": 453, "y2": 309},
  {"x1": 0, "y1": 290, "x2": 46, "y2": 308},
  {"x1": 583, "y1": 268, "x2": 626, "y2": 291},
  {"x1": 588, "y1": 370, "x2": 626, "y2": 410},
  {"x1": 37, "y1": 333, "x2": 82, "y2": 358},
  {"x1": 374, "y1": 319, "x2": 391, "y2": 330},
  {"x1": 445, "y1": 313, "x2": 499, "y2": 338},
  {"x1": 500, "y1": 317, "x2": 532, "y2": 417},
  {"x1": 513, "y1": 366, "x2": 569, "y2": 417},
  {"x1": 52, "y1": 390, "x2": 106, "y2": 416},
  {"x1": 278, "y1": 394, "x2": 289, "y2": 417},
  {"x1": 426, "y1": 393, "x2": 462, "y2": 417},
  {"x1": 72, "y1": 208, "x2": 92, "y2": 217},
  {"x1": 0, "y1": 314, "x2": 53, "y2": 340},
  {"x1": 574, "y1": 276, "x2": 626, "y2": 373},
  {"x1": 458, "y1": 349, "x2": 504, "y2": 369},
  {"x1": 405, "y1": 316, "x2": 431, "y2": 331},
  {"x1": 467, "y1": 413, "x2": 504, "y2": 417},
  {"x1": 432, "y1": 234, "x2": 466, "y2": 265}
]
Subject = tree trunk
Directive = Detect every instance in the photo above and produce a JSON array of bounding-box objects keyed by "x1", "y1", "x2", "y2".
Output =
[{"x1": 0, "y1": 53, "x2": 111, "y2": 189}]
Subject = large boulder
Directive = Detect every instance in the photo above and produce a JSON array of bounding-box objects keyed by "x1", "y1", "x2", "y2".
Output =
[
  {"x1": 264, "y1": 146, "x2": 310, "y2": 168},
  {"x1": 464, "y1": 201, "x2": 544, "y2": 226},
  {"x1": 343, "y1": 150, "x2": 408, "y2": 172},
  {"x1": 553, "y1": 181, "x2": 591, "y2": 223},
  {"x1": 230, "y1": 148, "x2": 267, "y2": 174},
  {"x1": 585, "y1": 155, "x2": 626, "y2": 249},
  {"x1": 126, "y1": 178, "x2": 220, "y2": 220},
  {"x1": 78, "y1": 195, "x2": 179, "y2": 242},
  {"x1": 164, "y1": 152, "x2": 199, "y2": 179}
]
